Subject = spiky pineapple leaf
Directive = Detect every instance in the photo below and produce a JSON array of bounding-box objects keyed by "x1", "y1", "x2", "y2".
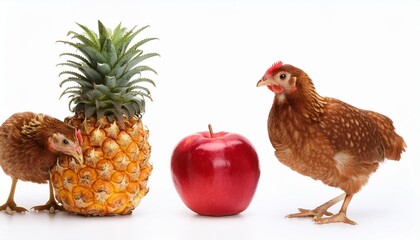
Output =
[
  {"x1": 132, "y1": 97, "x2": 146, "y2": 113},
  {"x1": 126, "y1": 52, "x2": 160, "y2": 71},
  {"x1": 59, "y1": 85, "x2": 82, "y2": 99},
  {"x1": 111, "y1": 49, "x2": 142, "y2": 77},
  {"x1": 68, "y1": 31, "x2": 97, "y2": 49},
  {"x1": 98, "y1": 21, "x2": 111, "y2": 50},
  {"x1": 68, "y1": 97, "x2": 82, "y2": 112},
  {"x1": 77, "y1": 44, "x2": 107, "y2": 64},
  {"x1": 59, "y1": 70, "x2": 86, "y2": 78},
  {"x1": 57, "y1": 40, "x2": 82, "y2": 52},
  {"x1": 96, "y1": 107, "x2": 107, "y2": 120},
  {"x1": 59, "y1": 21, "x2": 158, "y2": 120},
  {"x1": 128, "y1": 86, "x2": 151, "y2": 95},
  {"x1": 60, "y1": 85, "x2": 82, "y2": 93},
  {"x1": 60, "y1": 77, "x2": 93, "y2": 88},
  {"x1": 79, "y1": 65, "x2": 103, "y2": 83},
  {"x1": 111, "y1": 23, "x2": 127, "y2": 43},
  {"x1": 126, "y1": 37, "x2": 158, "y2": 55},
  {"x1": 97, "y1": 62, "x2": 111, "y2": 75},
  {"x1": 102, "y1": 39, "x2": 118, "y2": 66},
  {"x1": 76, "y1": 23, "x2": 99, "y2": 48},
  {"x1": 85, "y1": 89, "x2": 102, "y2": 101},
  {"x1": 57, "y1": 62, "x2": 82, "y2": 69},
  {"x1": 58, "y1": 40, "x2": 105, "y2": 64},
  {"x1": 84, "y1": 104, "x2": 96, "y2": 119},
  {"x1": 118, "y1": 65, "x2": 157, "y2": 87},
  {"x1": 59, "y1": 53, "x2": 91, "y2": 66},
  {"x1": 130, "y1": 91, "x2": 152, "y2": 101},
  {"x1": 114, "y1": 25, "x2": 140, "y2": 55},
  {"x1": 127, "y1": 77, "x2": 156, "y2": 87},
  {"x1": 122, "y1": 104, "x2": 136, "y2": 116},
  {"x1": 111, "y1": 65, "x2": 128, "y2": 80},
  {"x1": 94, "y1": 84, "x2": 112, "y2": 96},
  {"x1": 60, "y1": 90, "x2": 82, "y2": 99},
  {"x1": 104, "y1": 76, "x2": 117, "y2": 88}
]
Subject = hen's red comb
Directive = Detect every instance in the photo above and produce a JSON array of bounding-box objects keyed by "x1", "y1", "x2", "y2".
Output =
[
  {"x1": 75, "y1": 129, "x2": 83, "y2": 145},
  {"x1": 264, "y1": 61, "x2": 283, "y2": 77}
]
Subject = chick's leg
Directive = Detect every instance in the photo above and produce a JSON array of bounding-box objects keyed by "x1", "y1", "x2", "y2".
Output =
[
  {"x1": 286, "y1": 193, "x2": 345, "y2": 219},
  {"x1": 314, "y1": 194, "x2": 356, "y2": 225},
  {"x1": 0, "y1": 178, "x2": 28, "y2": 214},
  {"x1": 31, "y1": 181, "x2": 63, "y2": 213}
]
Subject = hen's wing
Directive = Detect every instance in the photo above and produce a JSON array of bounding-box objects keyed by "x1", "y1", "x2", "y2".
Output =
[
  {"x1": 0, "y1": 112, "x2": 38, "y2": 145},
  {"x1": 364, "y1": 111, "x2": 406, "y2": 160},
  {"x1": 0, "y1": 112, "x2": 53, "y2": 183},
  {"x1": 319, "y1": 98, "x2": 385, "y2": 164}
]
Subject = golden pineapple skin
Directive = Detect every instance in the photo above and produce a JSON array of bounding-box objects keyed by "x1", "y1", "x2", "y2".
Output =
[{"x1": 51, "y1": 115, "x2": 152, "y2": 216}]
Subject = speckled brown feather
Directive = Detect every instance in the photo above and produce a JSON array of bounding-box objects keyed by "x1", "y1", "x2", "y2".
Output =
[
  {"x1": 0, "y1": 112, "x2": 77, "y2": 183},
  {"x1": 267, "y1": 65, "x2": 406, "y2": 195}
]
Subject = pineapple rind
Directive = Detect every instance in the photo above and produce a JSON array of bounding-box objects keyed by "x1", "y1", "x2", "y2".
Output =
[{"x1": 51, "y1": 115, "x2": 152, "y2": 216}]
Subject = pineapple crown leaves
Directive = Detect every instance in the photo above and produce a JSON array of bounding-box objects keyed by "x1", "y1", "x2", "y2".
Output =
[{"x1": 58, "y1": 20, "x2": 159, "y2": 121}]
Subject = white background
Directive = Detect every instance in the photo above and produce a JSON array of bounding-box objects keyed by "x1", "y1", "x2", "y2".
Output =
[{"x1": 0, "y1": 0, "x2": 419, "y2": 239}]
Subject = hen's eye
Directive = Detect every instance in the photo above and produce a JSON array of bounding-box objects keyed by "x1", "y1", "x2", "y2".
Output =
[
  {"x1": 279, "y1": 74, "x2": 287, "y2": 80},
  {"x1": 62, "y1": 139, "x2": 69, "y2": 145}
]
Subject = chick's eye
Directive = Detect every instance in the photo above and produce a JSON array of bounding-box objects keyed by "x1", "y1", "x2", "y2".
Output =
[
  {"x1": 279, "y1": 74, "x2": 287, "y2": 80},
  {"x1": 62, "y1": 139, "x2": 69, "y2": 145}
]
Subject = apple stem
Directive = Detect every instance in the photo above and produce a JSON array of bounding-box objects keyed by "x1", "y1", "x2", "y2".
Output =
[{"x1": 208, "y1": 124, "x2": 214, "y2": 138}]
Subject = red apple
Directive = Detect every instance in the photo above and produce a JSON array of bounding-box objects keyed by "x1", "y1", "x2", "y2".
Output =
[{"x1": 171, "y1": 125, "x2": 260, "y2": 216}]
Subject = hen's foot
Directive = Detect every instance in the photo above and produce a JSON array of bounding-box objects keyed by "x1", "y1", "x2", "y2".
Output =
[
  {"x1": 0, "y1": 201, "x2": 28, "y2": 215},
  {"x1": 32, "y1": 200, "x2": 64, "y2": 214},
  {"x1": 314, "y1": 212, "x2": 357, "y2": 225},
  {"x1": 286, "y1": 207, "x2": 333, "y2": 219},
  {"x1": 285, "y1": 193, "x2": 346, "y2": 220}
]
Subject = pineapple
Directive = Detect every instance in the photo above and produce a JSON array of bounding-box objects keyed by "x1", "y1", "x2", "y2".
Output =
[{"x1": 51, "y1": 21, "x2": 158, "y2": 216}]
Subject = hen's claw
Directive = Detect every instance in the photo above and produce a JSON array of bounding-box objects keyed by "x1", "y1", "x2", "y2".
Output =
[
  {"x1": 286, "y1": 194, "x2": 356, "y2": 225},
  {"x1": 314, "y1": 212, "x2": 357, "y2": 225},
  {"x1": 32, "y1": 200, "x2": 64, "y2": 213},
  {"x1": 286, "y1": 207, "x2": 333, "y2": 219},
  {"x1": 31, "y1": 181, "x2": 63, "y2": 214},
  {"x1": 0, "y1": 178, "x2": 28, "y2": 214},
  {"x1": 0, "y1": 201, "x2": 28, "y2": 215}
]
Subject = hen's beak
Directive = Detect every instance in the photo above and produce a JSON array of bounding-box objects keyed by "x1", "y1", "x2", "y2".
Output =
[
  {"x1": 71, "y1": 145, "x2": 84, "y2": 165},
  {"x1": 257, "y1": 77, "x2": 285, "y2": 94},
  {"x1": 257, "y1": 77, "x2": 273, "y2": 87}
]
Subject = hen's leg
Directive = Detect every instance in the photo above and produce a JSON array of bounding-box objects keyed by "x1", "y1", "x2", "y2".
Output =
[
  {"x1": 0, "y1": 178, "x2": 28, "y2": 214},
  {"x1": 31, "y1": 181, "x2": 63, "y2": 213},
  {"x1": 314, "y1": 194, "x2": 356, "y2": 225},
  {"x1": 286, "y1": 193, "x2": 345, "y2": 219}
]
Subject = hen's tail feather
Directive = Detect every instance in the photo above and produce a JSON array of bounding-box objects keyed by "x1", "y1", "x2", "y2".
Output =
[
  {"x1": 389, "y1": 134, "x2": 406, "y2": 160},
  {"x1": 365, "y1": 111, "x2": 406, "y2": 160}
]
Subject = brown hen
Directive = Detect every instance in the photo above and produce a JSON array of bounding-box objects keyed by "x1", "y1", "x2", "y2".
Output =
[
  {"x1": 0, "y1": 112, "x2": 83, "y2": 214},
  {"x1": 257, "y1": 62, "x2": 406, "y2": 224}
]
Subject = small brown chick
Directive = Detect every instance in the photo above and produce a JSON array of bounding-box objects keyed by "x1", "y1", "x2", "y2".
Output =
[
  {"x1": 257, "y1": 61, "x2": 406, "y2": 224},
  {"x1": 0, "y1": 112, "x2": 83, "y2": 214}
]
